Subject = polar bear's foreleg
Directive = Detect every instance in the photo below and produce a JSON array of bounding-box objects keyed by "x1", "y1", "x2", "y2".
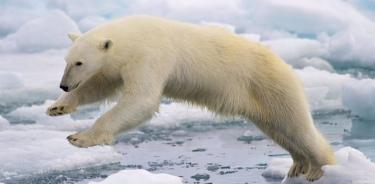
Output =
[
  {"x1": 66, "y1": 62, "x2": 167, "y2": 147},
  {"x1": 47, "y1": 73, "x2": 119, "y2": 116},
  {"x1": 66, "y1": 94, "x2": 160, "y2": 147}
]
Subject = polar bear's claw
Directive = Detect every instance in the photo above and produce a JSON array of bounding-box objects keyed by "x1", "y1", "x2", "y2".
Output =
[{"x1": 305, "y1": 167, "x2": 323, "y2": 182}]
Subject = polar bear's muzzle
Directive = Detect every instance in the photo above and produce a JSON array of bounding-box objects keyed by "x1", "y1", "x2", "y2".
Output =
[
  {"x1": 60, "y1": 66, "x2": 81, "y2": 92},
  {"x1": 60, "y1": 85, "x2": 69, "y2": 92},
  {"x1": 59, "y1": 82, "x2": 80, "y2": 92}
]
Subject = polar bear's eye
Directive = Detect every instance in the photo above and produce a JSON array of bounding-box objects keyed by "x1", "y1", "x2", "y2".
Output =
[{"x1": 75, "y1": 61, "x2": 82, "y2": 66}]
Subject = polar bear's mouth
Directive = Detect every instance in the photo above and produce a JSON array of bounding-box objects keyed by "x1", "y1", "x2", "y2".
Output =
[{"x1": 71, "y1": 82, "x2": 81, "y2": 91}]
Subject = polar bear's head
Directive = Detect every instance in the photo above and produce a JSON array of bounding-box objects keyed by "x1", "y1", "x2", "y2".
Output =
[{"x1": 60, "y1": 33, "x2": 113, "y2": 92}]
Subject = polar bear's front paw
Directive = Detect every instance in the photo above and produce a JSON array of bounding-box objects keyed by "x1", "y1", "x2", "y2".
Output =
[
  {"x1": 46, "y1": 104, "x2": 75, "y2": 116},
  {"x1": 67, "y1": 131, "x2": 115, "y2": 148}
]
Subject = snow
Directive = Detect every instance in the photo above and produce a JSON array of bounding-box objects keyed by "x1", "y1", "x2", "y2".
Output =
[
  {"x1": 0, "y1": 71, "x2": 24, "y2": 90},
  {"x1": 264, "y1": 38, "x2": 325, "y2": 68},
  {"x1": 0, "y1": 129, "x2": 122, "y2": 178},
  {"x1": 78, "y1": 16, "x2": 108, "y2": 32},
  {"x1": 343, "y1": 79, "x2": 375, "y2": 120},
  {"x1": 296, "y1": 67, "x2": 355, "y2": 110},
  {"x1": 149, "y1": 102, "x2": 221, "y2": 126},
  {"x1": 296, "y1": 67, "x2": 375, "y2": 119},
  {"x1": 0, "y1": 116, "x2": 9, "y2": 131},
  {"x1": 0, "y1": 97, "x2": 219, "y2": 179},
  {"x1": 0, "y1": 0, "x2": 375, "y2": 68},
  {"x1": 262, "y1": 147, "x2": 375, "y2": 184},
  {"x1": 7, "y1": 100, "x2": 93, "y2": 131},
  {"x1": 89, "y1": 169, "x2": 183, "y2": 184},
  {"x1": 0, "y1": 10, "x2": 80, "y2": 53}
]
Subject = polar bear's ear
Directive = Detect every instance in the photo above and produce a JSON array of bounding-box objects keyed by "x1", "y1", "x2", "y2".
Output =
[
  {"x1": 67, "y1": 33, "x2": 80, "y2": 42},
  {"x1": 98, "y1": 39, "x2": 113, "y2": 51}
]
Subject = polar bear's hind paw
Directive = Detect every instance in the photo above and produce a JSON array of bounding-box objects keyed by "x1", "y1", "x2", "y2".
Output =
[{"x1": 305, "y1": 167, "x2": 323, "y2": 182}]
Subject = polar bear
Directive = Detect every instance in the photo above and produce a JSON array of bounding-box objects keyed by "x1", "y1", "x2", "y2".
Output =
[{"x1": 46, "y1": 16, "x2": 335, "y2": 181}]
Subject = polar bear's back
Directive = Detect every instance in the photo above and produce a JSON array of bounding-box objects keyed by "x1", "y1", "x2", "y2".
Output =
[{"x1": 85, "y1": 16, "x2": 306, "y2": 118}]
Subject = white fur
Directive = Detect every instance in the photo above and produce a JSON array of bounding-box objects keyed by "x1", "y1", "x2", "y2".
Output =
[{"x1": 47, "y1": 16, "x2": 335, "y2": 181}]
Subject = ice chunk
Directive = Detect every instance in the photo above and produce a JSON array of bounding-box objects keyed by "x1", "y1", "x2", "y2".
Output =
[
  {"x1": 263, "y1": 38, "x2": 325, "y2": 68},
  {"x1": 0, "y1": 10, "x2": 80, "y2": 53},
  {"x1": 7, "y1": 100, "x2": 93, "y2": 131},
  {"x1": 0, "y1": 116, "x2": 9, "y2": 131},
  {"x1": 262, "y1": 157, "x2": 292, "y2": 181},
  {"x1": 343, "y1": 79, "x2": 375, "y2": 120},
  {"x1": 262, "y1": 147, "x2": 375, "y2": 184},
  {"x1": 148, "y1": 102, "x2": 222, "y2": 126},
  {"x1": 0, "y1": 129, "x2": 121, "y2": 178},
  {"x1": 295, "y1": 67, "x2": 355, "y2": 110},
  {"x1": 0, "y1": 71, "x2": 23, "y2": 90},
  {"x1": 89, "y1": 169, "x2": 183, "y2": 184},
  {"x1": 78, "y1": 16, "x2": 107, "y2": 32},
  {"x1": 298, "y1": 57, "x2": 334, "y2": 72}
]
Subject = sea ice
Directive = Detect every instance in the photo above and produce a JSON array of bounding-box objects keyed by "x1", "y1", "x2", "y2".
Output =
[
  {"x1": 0, "y1": 10, "x2": 79, "y2": 53},
  {"x1": 295, "y1": 67, "x2": 355, "y2": 110},
  {"x1": 0, "y1": 116, "x2": 9, "y2": 130},
  {"x1": 78, "y1": 16, "x2": 107, "y2": 32},
  {"x1": 6, "y1": 100, "x2": 93, "y2": 131},
  {"x1": 343, "y1": 79, "x2": 375, "y2": 120},
  {"x1": 0, "y1": 129, "x2": 122, "y2": 179},
  {"x1": 0, "y1": 71, "x2": 23, "y2": 90},
  {"x1": 148, "y1": 102, "x2": 222, "y2": 126},
  {"x1": 263, "y1": 38, "x2": 325, "y2": 68},
  {"x1": 88, "y1": 169, "x2": 183, "y2": 184},
  {"x1": 262, "y1": 147, "x2": 375, "y2": 184}
]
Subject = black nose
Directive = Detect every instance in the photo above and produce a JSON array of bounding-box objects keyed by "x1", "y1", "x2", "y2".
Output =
[{"x1": 60, "y1": 85, "x2": 69, "y2": 92}]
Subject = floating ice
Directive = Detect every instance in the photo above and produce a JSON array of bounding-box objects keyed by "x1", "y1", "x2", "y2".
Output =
[
  {"x1": 1, "y1": 0, "x2": 375, "y2": 68},
  {"x1": 0, "y1": 71, "x2": 23, "y2": 90},
  {"x1": 0, "y1": 129, "x2": 122, "y2": 179},
  {"x1": 0, "y1": 10, "x2": 80, "y2": 53},
  {"x1": 262, "y1": 147, "x2": 375, "y2": 184},
  {"x1": 7, "y1": 100, "x2": 93, "y2": 131},
  {"x1": 264, "y1": 38, "x2": 325, "y2": 67},
  {"x1": 89, "y1": 169, "x2": 183, "y2": 184},
  {"x1": 343, "y1": 79, "x2": 375, "y2": 120},
  {"x1": 295, "y1": 67, "x2": 355, "y2": 110},
  {"x1": 148, "y1": 102, "x2": 221, "y2": 126},
  {"x1": 0, "y1": 116, "x2": 9, "y2": 130},
  {"x1": 78, "y1": 16, "x2": 107, "y2": 32},
  {"x1": 0, "y1": 50, "x2": 65, "y2": 111}
]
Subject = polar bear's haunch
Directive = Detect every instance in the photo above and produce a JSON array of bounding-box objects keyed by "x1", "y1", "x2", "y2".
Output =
[{"x1": 47, "y1": 16, "x2": 335, "y2": 181}]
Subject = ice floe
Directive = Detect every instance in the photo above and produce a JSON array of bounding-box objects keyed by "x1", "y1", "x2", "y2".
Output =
[
  {"x1": 89, "y1": 169, "x2": 182, "y2": 184},
  {"x1": 0, "y1": 116, "x2": 9, "y2": 131},
  {"x1": 262, "y1": 147, "x2": 375, "y2": 184},
  {"x1": 0, "y1": 71, "x2": 23, "y2": 90},
  {"x1": 343, "y1": 79, "x2": 375, "y2": 120},
  {"x1": 0, "y1": 10, "x2": 79, "y2": 53},
  {"x1": 0, "y1": 129, "x2": 121, "y2": 179}
]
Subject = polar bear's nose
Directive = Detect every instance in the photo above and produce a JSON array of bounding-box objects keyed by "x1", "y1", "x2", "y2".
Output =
[{"x1": 60, "y1": 85, "x2": 69, "y2": 92}]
